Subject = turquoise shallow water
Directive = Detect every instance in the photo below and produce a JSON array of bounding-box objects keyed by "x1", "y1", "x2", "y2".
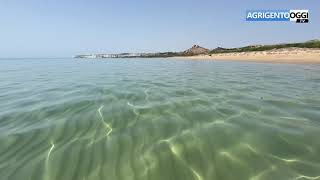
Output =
[{"x1": 0, "y1": 58, "x2": 320, "y2": 180}]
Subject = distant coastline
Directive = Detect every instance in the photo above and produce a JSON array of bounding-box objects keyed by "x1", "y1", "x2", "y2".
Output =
[{"x1": 74, "y1": 40, "x2": 320, "y2": 63}]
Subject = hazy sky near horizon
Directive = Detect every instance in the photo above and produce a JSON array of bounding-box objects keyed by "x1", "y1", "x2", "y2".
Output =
[{"x1": 0, "y1": 0, "x2": 319, "y2": 57}]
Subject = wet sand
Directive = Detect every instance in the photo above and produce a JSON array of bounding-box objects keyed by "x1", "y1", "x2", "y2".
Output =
[{"x1": 174, "y1": 48, "x2": 320, "y2": 64}]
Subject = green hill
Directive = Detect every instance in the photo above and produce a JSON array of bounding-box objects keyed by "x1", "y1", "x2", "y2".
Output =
[{"x1": 210, "y1": 39, "x2": 320, "y2": 54}]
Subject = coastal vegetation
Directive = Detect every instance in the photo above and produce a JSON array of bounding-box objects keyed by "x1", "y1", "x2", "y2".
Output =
[{"x1": 210, "y1": 39, "x2": 320, "y2": 54}]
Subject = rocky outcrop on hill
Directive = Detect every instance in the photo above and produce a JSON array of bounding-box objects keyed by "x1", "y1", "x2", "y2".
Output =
[{"x1": 183, "y1": 45, "x2": 209, "y2": 55}]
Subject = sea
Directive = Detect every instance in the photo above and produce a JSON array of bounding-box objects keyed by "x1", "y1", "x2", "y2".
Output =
[{"x1": 0, "y1": 58, "x2": 319, "y2": 180}]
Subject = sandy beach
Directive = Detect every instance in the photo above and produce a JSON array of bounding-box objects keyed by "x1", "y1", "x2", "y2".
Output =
[{"x1": 175, "y1": 48, "x2": 320, "y2": 64}]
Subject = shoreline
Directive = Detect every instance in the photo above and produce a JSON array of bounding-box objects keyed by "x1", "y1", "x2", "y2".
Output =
[{"x1": 172, "y1": 48, "x2": 320, "y2": 64}]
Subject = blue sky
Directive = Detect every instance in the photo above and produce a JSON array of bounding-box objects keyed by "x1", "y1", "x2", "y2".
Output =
[{"x1": 0, "y1": 0, "x2": 319, "y2": 57}]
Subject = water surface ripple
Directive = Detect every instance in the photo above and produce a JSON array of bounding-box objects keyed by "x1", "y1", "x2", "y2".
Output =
[{"x1": 0, "y1": 58, "x2": 320, "y2": 180}]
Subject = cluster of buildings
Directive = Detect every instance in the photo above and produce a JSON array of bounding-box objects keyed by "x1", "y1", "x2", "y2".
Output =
[{"x1": 74, "y1": 53, "x2": 154, "y2": 59}]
